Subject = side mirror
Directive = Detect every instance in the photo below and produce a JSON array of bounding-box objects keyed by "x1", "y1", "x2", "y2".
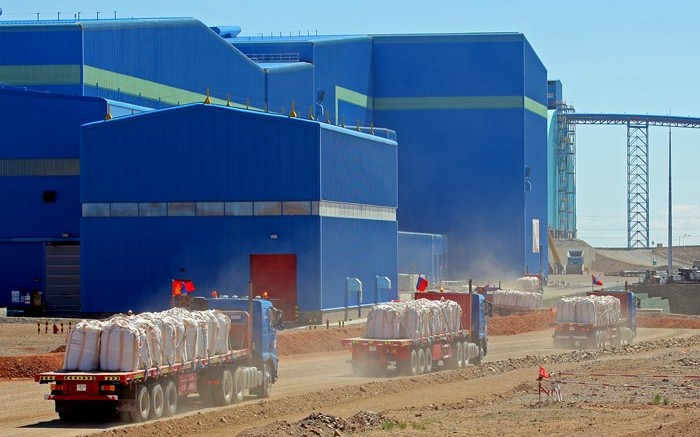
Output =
[{"x1": 272, "y1": 308, "x2": 285, "y2": 330}]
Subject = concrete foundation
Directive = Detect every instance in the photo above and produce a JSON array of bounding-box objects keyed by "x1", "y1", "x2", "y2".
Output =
[{"x1": 632, "y1": 283, "x2": 700, "y2": 315}]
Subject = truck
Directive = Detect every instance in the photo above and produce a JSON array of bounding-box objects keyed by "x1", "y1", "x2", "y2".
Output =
[
  {"x1": 35, "y1": 294, "x2": 283, "y2": 423},
  {"x1": 553, "y1": 291, "x2": 637, "y2": 349},
  {"x1": 342, "y1": 291, "x2": 488, "y2": 376}
]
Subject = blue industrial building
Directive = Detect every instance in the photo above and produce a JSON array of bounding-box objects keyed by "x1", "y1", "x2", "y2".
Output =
[
  {"x1": 80, "y1": 104, "x2": 398, "y2": 320},
  {"x1": 0, "y1": 88, "x2": 107, "y2": 314},
  {"x1": 0, "y1": 18, "x2": 549, "y2": 317}
]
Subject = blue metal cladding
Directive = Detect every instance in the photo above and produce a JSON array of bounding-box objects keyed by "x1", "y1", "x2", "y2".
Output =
[
  {"x1": 320, "y1": 217, "x2": 397, "y2": 310},
  {"x1": 397, "y1": 232, "x2": 447, "y2": 285},
  {"x1": 81, "y1": 19, "x2": 266, "y2": 109},
  {"x1": 371, "y1": 34, "x2": 548, "y2": 280},
  {"x1": 82, "y1": 105, "x2": 320, "y2": 202},
  {"x1": 264, "y1": 63, "x2": 314, "y2": 115},
  {"x1": 523, "y1": 42, "x2": 549, "y2": 276},
  {"x1": 0, "y1": 242, "x2": 43, "y2": 308},
  {"x1": 320, "y1": 125, "x2": 397, "y2": 207},
  {"x1": 81, "y1": 104, "x2": 397, "y2": 313},
  {"x1": 0, "y1": 24, "x2": 83, "y2": 95},
  {"x1": 81, "y1": 216, "x2": 321, "y2": 313},
  {"x1": 313, "y1": 38, "x2": 374, "y2": 125},
  {"x1": 0, "y1": 89, "x2": 106, "y2": 238},
  {"x1": 0, "y1": 88, "x2": 107, "y2": 158}
]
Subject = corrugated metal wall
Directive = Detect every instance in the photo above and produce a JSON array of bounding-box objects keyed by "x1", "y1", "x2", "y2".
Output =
[
  {"x1": 371, "y1": 34, "x2": 548, "y2": 281},
  {"x1": 0, "y1": 243, "x2": 43, "y2": 308},
  {"x1": 81, "y1": 104, "x2": 397, "y2": 313},
  {"x1": 397, "y1": 232, "x2": 446, "y2": 285},
  {"x1": 264, "y1": 63, "x2": 314, "y2": 115},
  {"x1": 320, "y1": 126, "x2": 397, "y2": 207},
  {"x1": 320, "y1": 217, "x2": 397, "y2": 309},
  {"x1": 0, "y1": 24, "x2": 83, "y2": 95},
  {"x1": 81, "y1": 19, "x2": 266, "y2": 109}
]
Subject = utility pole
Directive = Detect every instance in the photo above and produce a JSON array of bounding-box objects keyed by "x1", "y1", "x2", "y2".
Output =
[{"x1": 667, "y1": 127, "x2": 672, "y2": 275}]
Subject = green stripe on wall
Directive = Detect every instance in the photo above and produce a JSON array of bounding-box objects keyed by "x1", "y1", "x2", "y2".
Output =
[
  {"x1": 336, "y1": 85, "x2": 548, "y2": 119},
  {"x1": 83, "y1": 65, "x2": 252, "y2": 109},
  {"x1": 0, "y1": 65, "x2": 81, "y2": 86},
  {"x1": 374, "y1": 95, "x2": 524, "y2": 111},
  {"x1": 525, "y1": 96, "x2": 548, "y2": 118},
  {"x1": 335, "y1": 85, "x2": 373, "y2": 124}
]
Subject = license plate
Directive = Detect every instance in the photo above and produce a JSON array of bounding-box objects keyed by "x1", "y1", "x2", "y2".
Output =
[
  {"x1": 77, "y1": 384, "x2": 87, "y2": 392},
  {"x1": 369, "y1": 346, "x2": 376, "y2": 352},
  {"x1": 569, "y1": 326, "x2": 575, "y2": 331}
]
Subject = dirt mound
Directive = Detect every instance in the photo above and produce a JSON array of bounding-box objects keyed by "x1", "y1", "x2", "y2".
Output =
[
  {"x1": 237, "y1": 410, "x2": 388, "y2": 437},
  {"x1": 278, "y1": 326, "x2": 363, "y2": 356},
  {"x1": 0, "y1": 353, "x2": 63, "y2": 379},
  {"x1": 638, "y1": 313, "x2": 700, "y2": 329},
  {"x1": 488, "y1": 311, "x2": 555, "y2": 335}
]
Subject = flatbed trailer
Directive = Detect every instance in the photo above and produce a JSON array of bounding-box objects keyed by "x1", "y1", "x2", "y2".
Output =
[
  {"x1": 553, "y1": 291, "x2": 637, "y2": 349},
  {"x1": 36, "y1": 299, "x2": 281, "y2": 423},
  {"x1": 553, "y1": 319, "x2": 632, "y2": 349},
  {"x1": 342, "y1": 292, "x2": 488, "y2": 377},
  {"x1": 342, "y1": 330, "x2": 481, "y2": 376}
]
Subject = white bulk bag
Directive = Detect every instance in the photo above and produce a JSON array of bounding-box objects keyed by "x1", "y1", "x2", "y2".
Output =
[
  {"x1": 63, "y1": 320, "x2": 104, "y2": 371},
  {"x1": 100, "y1": 318, "x2": 149, "y2": 372}
]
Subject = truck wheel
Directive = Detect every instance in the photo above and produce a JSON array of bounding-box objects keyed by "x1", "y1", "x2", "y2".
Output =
[
  {"x1": 473, "y1": 344, "x2": 484, "y2": 366},
  {"x1": 456, "y1": 342, "x2": 465, "y2": 368},
  {"x1": 55, "y1": 401, "x2": 79, "y2": 422},
  {"x1": 417, "y1": 348, "x2": 426, "y2": 374},
  {"x1": 149, "y1": 383, "x2": 164, "y2": 419},
  {"x1": 214, "y1": 368, "x2": 234, "y2": 405},
  {"x1": 130, "y1": 384, "x2": 151, "y2": 423},
  {"x1": 462, "y1": 341, "x2": 470, "y2": 366},
  {"x1": 232, "y1": 367, "x2": 245, "y2": 403},
  {"x1": 258, "y1": 362, "x2": 272, "y2": 398},
  {"x1": 409, "y1": 349, "x2": 419, "y2": 375},
  {"x1": 424, "y1": 348, "x2": 433, "y2": 373},
  {"x1": 164, "y1": 380, "x2": 178, "y2": 417}
]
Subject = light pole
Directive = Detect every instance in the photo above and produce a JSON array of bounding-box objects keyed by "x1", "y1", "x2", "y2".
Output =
[{"x1": 678, "y1": 233, "x2": 690, "y2": 246}]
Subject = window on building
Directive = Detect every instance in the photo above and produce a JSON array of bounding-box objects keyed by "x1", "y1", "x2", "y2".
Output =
[
  {"x1": 196, "y1": 202, "x2": 225, "y2": 216},
  {"x1": 254, "y1": 201, "x2": 282, "y2": 216},
  {"x1": 283, "y1": 201, "x2": 311, "y2": 215},
  {"x1": 139, "y1": 202, "x2": 167, "y2": 217},
  {"x1": 168, "y1": 202, "x2": 195, "y2": 216},
  {"x1": 111, "y1": 203, "x2": 138, "y2": 217},
  {"x1": 82, "y1": 203, "x2": 110, "y2": 217},
  {"x1": 225, "y1": 202, "x2": 253, "y2": 216}
]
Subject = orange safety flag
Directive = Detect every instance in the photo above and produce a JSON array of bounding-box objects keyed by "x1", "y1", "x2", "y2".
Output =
[{"x1": 538, "y1": 366, "x2": 550, "y2": 379}]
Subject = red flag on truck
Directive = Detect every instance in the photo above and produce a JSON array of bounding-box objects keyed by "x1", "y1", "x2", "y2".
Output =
[
  {"x1": 592, "y1": 275, "x2": 603, "y2": 286},
  {"x1": 172, "y1": 279, "x2": 196, "y2": 296},
  {"x1": 416, "y1": 276, "x2": 429, "y2": 292}
]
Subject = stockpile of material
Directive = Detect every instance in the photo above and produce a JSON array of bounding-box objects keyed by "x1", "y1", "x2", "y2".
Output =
[
  {"x1": 556, "y1": 296, "x2": 621, "y2": 324},
  {"x1": 365, "y1": 298, "x2": 462, "y2": 339},
  {"x1": 63, "y1": 308, "x2": 231, "y2": 372},
  {"x1": 514, "y1": 276, "x2": 541, "y2": 292},
  {"x1": 492, "y1": 290, "x2": 543, "y2": 309}
]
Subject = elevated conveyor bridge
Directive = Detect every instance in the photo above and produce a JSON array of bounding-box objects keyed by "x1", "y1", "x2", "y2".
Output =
[{"x1": 557, "y1": 112, "x2": 700, "y2": 249}]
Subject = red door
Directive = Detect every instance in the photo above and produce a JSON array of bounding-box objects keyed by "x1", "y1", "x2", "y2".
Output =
[{"x1": 250, "y1": 254, "x2": 297, "y2": 321}]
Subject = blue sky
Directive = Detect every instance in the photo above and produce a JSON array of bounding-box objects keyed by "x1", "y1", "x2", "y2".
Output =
[{"x1": 4, "y1": 0, "x2": 699, "y2": 248}]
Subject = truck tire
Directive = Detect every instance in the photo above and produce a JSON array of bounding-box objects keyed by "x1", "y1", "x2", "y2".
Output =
[
  {"x1": 258, "y1": 362, "x2": 272, "y2": 398},
  {"x1": 55, "y1": 401, "x2": 79, "y2": 422},
  {"x1": 456, "y1": 342, "x2": 465, "y2": 368},
  {"x1": 474, "y1": 343, "x2": 484, "y2": 366},
  {"x1": 130, "y1": 384, "x2": 151, "y2": 423},
  {"x1": 213, "y1": 368, "x2": 234, "y2": 406},
  {"x1": 409, "y1": 349, "x2": 419, "y2": 375},
  {"x1": 461, "y1": 341, "x2": 470, "y2": 366},
  {"x1": 164, "y1": 380, "x2": 178, "y2": 417},
  {"x1": 424, "y1": 348, "x2": 433, "y2": 373},
  {"x1": 232, "y1": 367, "x2": 245, "y2": 404},
  {"x1": 149, "y1": 383, "x2": 164, "y2": 419},
  {"x1": 417, "y1": 348, "x2": 426, "y2": 374}
]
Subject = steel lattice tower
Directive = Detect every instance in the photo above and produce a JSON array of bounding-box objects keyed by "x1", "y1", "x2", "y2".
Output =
[
  {"x1": 556, "y1": 105, "x2": 577, "y2": 239},
  {"x1": 627, "y1": 122, "x2": 649, "y2": 248}
]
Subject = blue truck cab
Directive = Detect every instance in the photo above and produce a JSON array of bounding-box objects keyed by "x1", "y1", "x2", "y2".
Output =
[
  {"x1": 471, "y1": 293, "x2": 488, "y2": 356},
  {"x1": 191, "y1": 296, "x2": 282, "y2": 383}
]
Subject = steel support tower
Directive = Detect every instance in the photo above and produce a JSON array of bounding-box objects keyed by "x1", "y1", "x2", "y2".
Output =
[
  {"x1": 555, "y1": 113, "x2": 700, "y2": 248},
  {"x1": 626, "y1": 122, "x2": 649, "y2": 248}
]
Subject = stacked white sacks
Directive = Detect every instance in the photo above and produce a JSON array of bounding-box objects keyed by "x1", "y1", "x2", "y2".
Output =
[
  {"x1": 556, "y1": 295, "x2": 622, "y2": 325},
  {"x1": 62, "y1": 307, "x2": 231, "y2": 372},
  {"x1": 364, "y1": 298, "x2": 462, "y2": 340},
  {"x1": 492, "y1": 290, "x2": 543, "y2": 309}
]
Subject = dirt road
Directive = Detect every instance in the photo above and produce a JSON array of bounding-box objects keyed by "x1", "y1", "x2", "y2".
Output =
[{"x1": 2, "y1": 327, "x2": 696, "y2": 437}]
